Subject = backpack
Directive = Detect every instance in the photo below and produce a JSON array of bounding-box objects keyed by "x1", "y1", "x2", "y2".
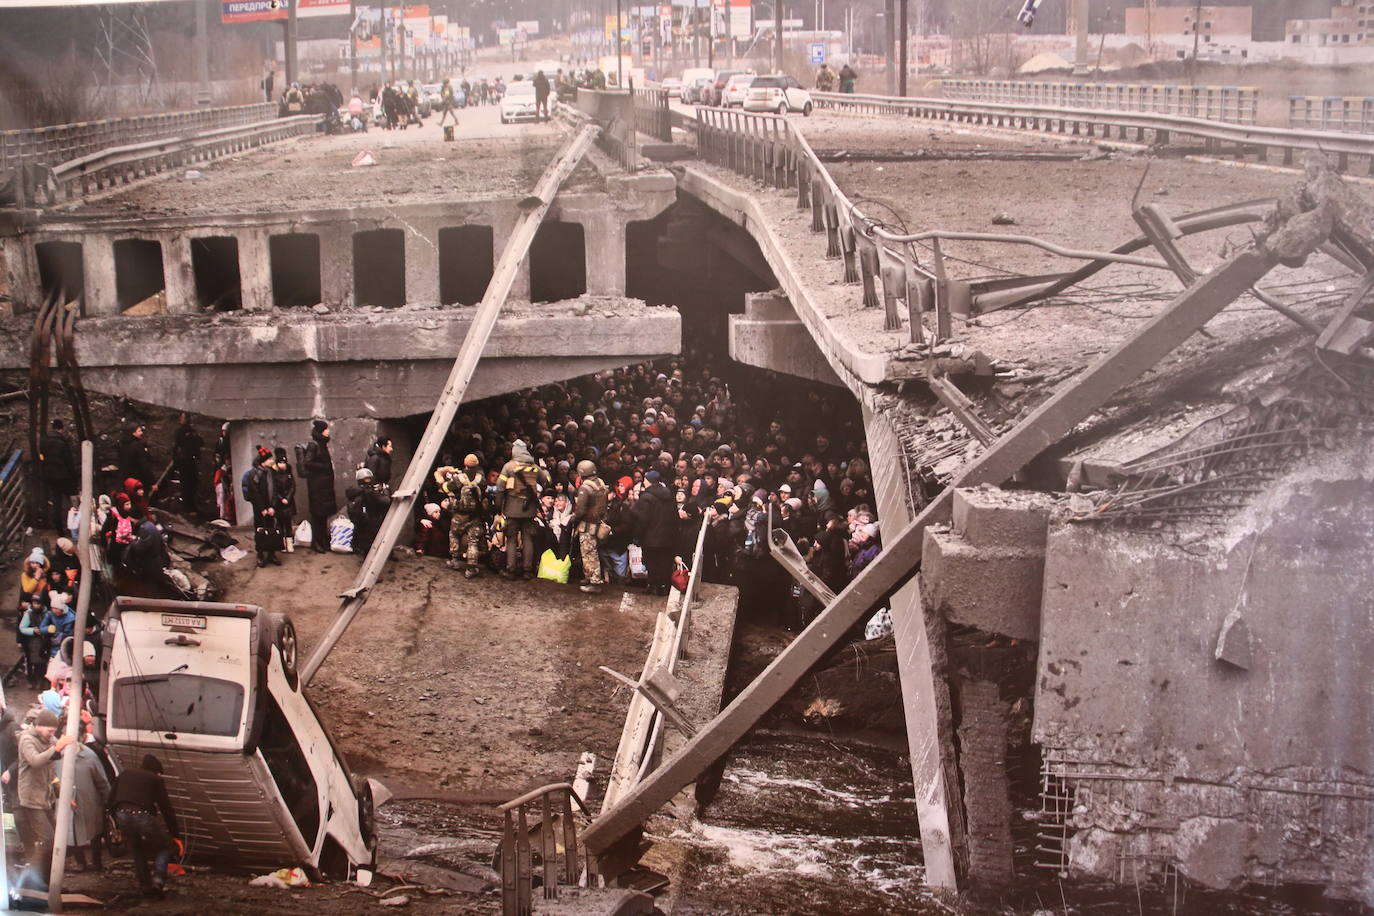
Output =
[
  {"x1": 294, "y1": 443, "x2": 308, "y2": 472},
  {"x1": 241, "y1": 468, "x2": 255, "y2": 502},
  {"x1": 113, "y1": 508, "x2": 134, "y2": 545},
  {"x1": 456, "y1": 476, "x2": 483, "y2": 514}
]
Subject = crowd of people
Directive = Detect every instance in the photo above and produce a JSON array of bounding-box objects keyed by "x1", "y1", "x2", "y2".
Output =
[{"x1": 276, "y1": 358, "x2": 887, "y2": 625}]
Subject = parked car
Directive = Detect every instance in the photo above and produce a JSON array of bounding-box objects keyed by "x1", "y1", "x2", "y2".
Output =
[
  {"x1": 743, "y1": 74, "x2": 814, "y2": 115},
  {"x1": 98, "y1": 597, "x2": 378, "y2": 881},
  {"x1": 500, "y1": 80, "x2": 541, "y2": 123},
  {"x1": 659, "y1": 77, "x2": 683, "y2": 98},
  {"x1": 705, "y1": 69, "x2": 747, "y2": 106},
  {"x1": 422, "y1": 83, "x2": 443, "y2": 110},
  {"x1": 721, "y1": 73, "x2": 756, "y2": 107},
  {"x1": 684, "y1": 75, "x2": 712, "y2": 104}
]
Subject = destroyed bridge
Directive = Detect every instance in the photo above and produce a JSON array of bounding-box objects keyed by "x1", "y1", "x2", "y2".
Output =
[{"x1": 3, "y1": 82, "x2": 1374, "y2": 908}]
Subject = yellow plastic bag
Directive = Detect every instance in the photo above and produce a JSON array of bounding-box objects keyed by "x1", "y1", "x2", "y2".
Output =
[{"x1": 537, "y1": 548, "x2": 572, "y2": 584}]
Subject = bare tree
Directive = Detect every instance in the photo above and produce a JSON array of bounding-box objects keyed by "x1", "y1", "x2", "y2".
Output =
[{"x1": 950, "y1": 0, "x2": 1018, "y2": 75}]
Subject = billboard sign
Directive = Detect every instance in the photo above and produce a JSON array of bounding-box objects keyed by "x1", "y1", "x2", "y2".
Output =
[
  {"x1": 222, "y1": 0, "x2": 285, "y2": 24},
  {"x1": 516, "y1": 18, "x2": 539, "y2": 35}
]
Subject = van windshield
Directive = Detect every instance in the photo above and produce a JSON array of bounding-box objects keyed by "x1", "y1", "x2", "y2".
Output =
[{"x1": 111, "y1": 674, "x2": 245, "y2": 738}]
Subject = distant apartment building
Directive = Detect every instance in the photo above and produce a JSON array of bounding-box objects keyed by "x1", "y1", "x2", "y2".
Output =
[
  {"x1": 1124, "y1": 5, "x2": 1254, "y2": 39},
  {"x1": 1286, "y1": 2, "x2": 1374, "y2": 46}
]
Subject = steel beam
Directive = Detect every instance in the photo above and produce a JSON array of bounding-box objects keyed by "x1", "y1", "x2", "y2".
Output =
[{"x1": 579, "y1": 244, "x2": 1283, "y2": 868}]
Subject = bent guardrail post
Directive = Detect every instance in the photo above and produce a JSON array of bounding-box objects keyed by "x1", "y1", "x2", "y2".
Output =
[{"x1": 299, "y1": 122, "x2": 602, "y2": 686}]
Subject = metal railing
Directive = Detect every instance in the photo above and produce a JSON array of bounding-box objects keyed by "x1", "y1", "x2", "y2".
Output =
[
  {"x1": 498, "y1": 783, "x2": 590, "y2": 915},
  {"x1": 810, "y1": 91, "x2": 1374, "y2": 173},
  {"x1": 1, "y1": 102, "x2": 276, "y2": 171},
  {"x1": 1289, "y1": 96, "x2": 1374, "y2": 134},
  {"x1": 41, "y1": 115, "x2": 316, "y2": 204},
  {"x1": 943, "y1": 79, "x2": 1259, "y2": 125},
  {"x1": 632, "y1": 86, "x2": 673, "y2": 143},
  {"x1": 0, "y1": 449, "x2": 27, "y2": 559}
]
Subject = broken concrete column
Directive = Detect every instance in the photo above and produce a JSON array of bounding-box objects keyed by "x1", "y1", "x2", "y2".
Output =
[
  {"x1": 84, "y1": 238, "x2": 119, "y2": 317},
  {"x1": 921, "y1": 485, "x2": 1052, "y2": 642},
  {"x1": 955, "y1": 680, "x2": 1014, "y2": 884},
  {"x1": 228, "y1": 416, "x2": 381, "y2": 530},
  {"x1": 1, "y1": 236, "x2": 41, "y2": 313},
  {"x1": 575, "y1": 210, "x2": 626, "y2": 297},
  {"x1": 318, "y1": 225, "x2": 353, "y2": 309},
  {"x1": 729, "y1": 291, "x2": 845, "y2": 387},
  {"x1": 238, "y1": 228, "x2": 275, "y2": 311},
  {"x1": 491, "y1": 213, "x2": 530, "y2": 300},
  {"x1": 161, "y1": 231, "x2": 198, "y2": 315},
  {"x1": 404, "y1": 219, "x2": 441, "y2": 305}
]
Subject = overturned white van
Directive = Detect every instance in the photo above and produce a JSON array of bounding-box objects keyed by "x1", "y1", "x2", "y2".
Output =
[{"x1": 97, "y1": 597, "x2": 377, "y2": 880}]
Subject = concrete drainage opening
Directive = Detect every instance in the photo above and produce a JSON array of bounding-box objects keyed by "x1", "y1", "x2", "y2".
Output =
[
  {"x1": 269, "y1": 232, "x2": 321, "y2": 307},
  {"x1": 35, "y1": 240, "x2": 84, "y2": 308},
  {"x1": 353, "y1": 228, "x2": 407, "y2": 308},
  {"x1": 529, "y1": 221, "x2": 585, "y2": 303},
  {"x1": 438, "y1": 225, "x2": 494, "y2": 305},
  {"x1": 191, "y1": 236, "x2": 242, "y2": 311},
  {"x1": 113, "y1": 238, "x2": 166, "y2": 313}
]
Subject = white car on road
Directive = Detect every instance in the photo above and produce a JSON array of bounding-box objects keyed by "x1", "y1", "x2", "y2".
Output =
[
  {"x1": 501, "y1": 80, "x2": 541, "y2": 123},
  {"x1": 743, "y1": 74, "x2": 814, "y2": 115},
  {"x1": 721, "y1": 73, "x2": 756, "y2": 108}
]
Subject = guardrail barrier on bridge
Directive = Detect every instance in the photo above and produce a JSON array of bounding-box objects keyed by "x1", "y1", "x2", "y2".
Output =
[
  {"x1": 1289, "y1": 96, "x2": 1374, "y2": 134},
  {"x1": 942, "y1": 79, "x2": 1259, "y2": 125}
]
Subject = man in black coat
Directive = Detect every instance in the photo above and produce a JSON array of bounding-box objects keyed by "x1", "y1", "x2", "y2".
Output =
[
  {"x1": 118, "y1": 425, "x2": 156, "y2": 493},
  {"x1": 245, "y1": 449, "x2": 281, "y2": 567},
  {"x1": 363, "y1": 437, "x2": 394, "y2": 488},
  {"x1": 38, "y1": 418, "x2": 76, "y2": 531},
  {"x1": 302, "y1": 420, "x2": 337, "y2": 553},
  {"x1": 171, "y1": 413, "x2": 203, "y2": 516},
  {"x1": 634, "y1": 470, "x2": 677, "y2": 596}
]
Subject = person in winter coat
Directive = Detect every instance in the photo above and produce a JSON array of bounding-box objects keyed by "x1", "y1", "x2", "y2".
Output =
[
  {"x1": 271, "y1": 447, "x2": 297, "y2": 551},
  {"x1": 171, "y1": 413, "x2": 203, "y2": 516},
  {"x1": 439, "y1": 455, "x2": 488, "y2": 578},
  {"x1": 118, "y1": 425, "x2": 156, "y2": 496},
  {"x1": 414, "y1": 502, "x2": 450, "y2": 557},
  {"x1": 345, "y1": 467, "x2": 390, "y2": 556},
  {"x1": 17, "y1": 708, "x2": 74, "y2": 879},
  {"x1": 18, "y1": 548, "x2": 49, "y2": 609},
  {"x1": 66, "y1": 728, "x2": 111, "y2": 872},
  {"x1": 245, "y1": 449, "x2": 282, "y2": 567},
  {"x1": 123, "y1": 511, "x2": 169, "y2": 579},
  {"x1": 496, "y1": 440, "x2": 550, "y2": 579},
  {"x1": 303, "y1": 420, "x2": 337, "y2": 553},
  {"x1": 39, "y1": 418, "x2": 76, "y2": 531},
  {"x1": 634, "y1": 470, "x2": 677, "y2": 596},
  {"x1": 40, "y1": 592, "x2": 77, "y2": 661},
  {"x1": 363, "y1": 437, "x2": 394, "y2": 488},
  {"x1": 17, "y1": 594, "x2": 50, "y2": 689},
  {"x1": 570, "y1": 460, "x2": 609, "y2": 594},
  {"x1": 109, "y1": 754, "x2": 181, "y2": 896}
]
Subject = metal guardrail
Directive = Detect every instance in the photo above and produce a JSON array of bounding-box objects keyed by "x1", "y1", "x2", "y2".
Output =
[
  {"x1": 498, "y1": 782, "x2": 590, "y2": 915},
  {"x1": 810, "y1": 91, "x2": 1374, "y2": 173},
  {"x1": 943, "y1": 79, "x2": 1259, "y2": 125},
  {"x1": 632, "y1": 87, "x2": 673, "y2": 143},
  {"x1": 1, "y1": 103, "x2": 276, "y2": 171},
  {"x1": 1289, "y1": 96, "x2": 1374, "y2": 134},
  {"x1": 0, "y1": 449, "x2": 28, "y2": 559},
  {"x1": 43, "y1": 115, "x2": 315, "y2": 203}
]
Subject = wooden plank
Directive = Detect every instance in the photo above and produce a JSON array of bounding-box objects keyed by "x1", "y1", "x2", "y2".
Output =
[
  {"x1": 600, "y1": 612, "x2": 676, "y2": 813},
  {"x1": 580, "y1": 245, "x2": 1281, "y2": 859}
]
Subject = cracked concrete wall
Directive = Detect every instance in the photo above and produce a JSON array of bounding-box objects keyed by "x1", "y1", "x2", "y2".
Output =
[{"x1": 1034, "y1": 454, "x2": 1374, "y2": 902}]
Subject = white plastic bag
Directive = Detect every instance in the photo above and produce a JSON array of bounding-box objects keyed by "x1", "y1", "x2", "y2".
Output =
[
  {"x1": 294, "y1": 519, "x2": 312, "y2": 545},
  {"x1": 864, "y1": 607, "x2": 893, "y2": 640},
  {"x1": 627, "y1": 543, "x2": 647, "y2": 579},
  {"x1": 329, "y1": 515, "x2": 354, "y2": 553}
]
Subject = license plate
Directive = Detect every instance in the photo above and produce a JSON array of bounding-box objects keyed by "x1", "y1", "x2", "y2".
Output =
[{"x1": 162, "y1": 614, "x2": 207, "y2": 630}]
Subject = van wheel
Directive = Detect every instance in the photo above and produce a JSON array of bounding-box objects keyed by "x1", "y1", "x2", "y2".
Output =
[
  {"x1": 353, "y1": 775, "x2": 378, "y2": 860},
  {"x1": 270, "y1": 614, "x2": 300, "y2": 691},
  {"x1": 776, "y1": 102, "x2": 788, "y2": 115},
  {"x1": 803, "y1": 102, "x2": 813, "y2": 116}
]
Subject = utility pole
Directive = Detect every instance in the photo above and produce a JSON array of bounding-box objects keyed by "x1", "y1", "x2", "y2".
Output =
[
  {"x1": 285, "y1": 0, "x2": 299, "y2": 86},
  {"x1": 883, "y1": 0, "x2": 894, "y2": 94},
  {"x1": 1189, "y1": 0, "x2": 1202, "y2": 78},
  {"x1": 1071, "y1": 0, "x2": 1089, "y2": 75},
  {"x1": 195, "y1": 0, "x2": 211, "y2": 104},
  {"x1": 898, "y1": 0, "x2": 906, "y2": 95},
  {"x1": 349, "y1": 0, "x2": 358, "y2": 89},
  {"x1": 615, "y1": 0, "x2": 622, "y2": 86},
  {"x1": 724, "y1": 0, "x2": 731, "y2": 63},
  {"x1": 775, "y1": 0, "x2": 783, "y2": 74},
  {"x1": 47, "y1": 441, "x2": 94, "y2": 914}
]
